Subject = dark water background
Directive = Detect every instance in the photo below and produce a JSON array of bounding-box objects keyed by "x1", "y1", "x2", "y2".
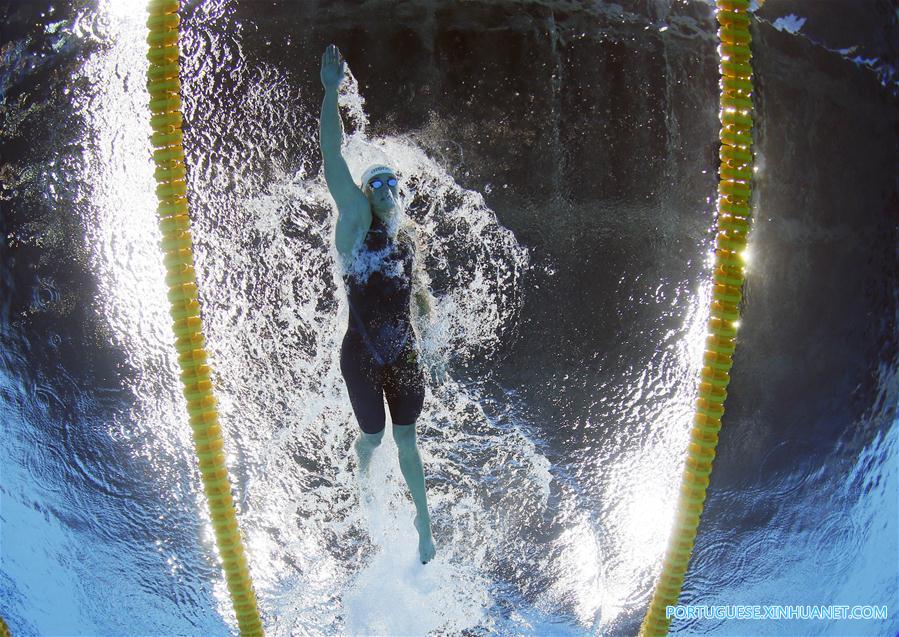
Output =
[{"x1": 1, "y1": 0, "x2": 897, "y2": 635}]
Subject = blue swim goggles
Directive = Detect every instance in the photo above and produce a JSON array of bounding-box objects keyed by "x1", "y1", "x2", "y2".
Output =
[{"x1": 368, "y1": 176, "x2": 397, "y2": 190}]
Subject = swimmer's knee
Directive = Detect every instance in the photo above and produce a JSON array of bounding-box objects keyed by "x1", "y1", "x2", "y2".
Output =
[
  {"x1": 357, "y1": 429, "x2": 385, "y2": 449},
  {"x1": 392, "y1": 422, "x2": 417, "y2": 451}
]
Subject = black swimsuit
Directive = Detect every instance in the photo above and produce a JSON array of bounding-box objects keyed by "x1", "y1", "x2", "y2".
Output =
[{"x1": 340, "y1": 217, "x2": 425, "y2": 434}]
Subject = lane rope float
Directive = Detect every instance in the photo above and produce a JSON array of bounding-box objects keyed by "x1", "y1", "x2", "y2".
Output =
[
  {"x1": 0, "y1": 616, "x2": 11, "y2": 637},
  {"x1": 638, "y1": 0, "x2": 756, "y2": 634},
  {"x1": 145, "y1": 1, "x2": 264, "y2": 635}
]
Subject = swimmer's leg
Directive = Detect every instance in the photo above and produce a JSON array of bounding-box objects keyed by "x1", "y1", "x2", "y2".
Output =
[
  {"x1": 392, "y1": 423, "x2": 436, "y2": 564},
  {"x1": 354, "y1": 429, "x2": 384, "y2": 478}
]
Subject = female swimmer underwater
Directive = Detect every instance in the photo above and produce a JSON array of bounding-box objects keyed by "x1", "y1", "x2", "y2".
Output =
[{"x1": 319, "y1": 44, "x2": 445, "y2": 564}]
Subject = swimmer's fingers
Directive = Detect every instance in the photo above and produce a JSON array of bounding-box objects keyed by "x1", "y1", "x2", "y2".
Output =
[
  {"x1": 321, "y1": 44, "x2": 336, "y2": 71},
  {"x1": 325, "y1": 44, "x2": 339, "y2": 62},
  {"x1": 428, "y1": 364, "x2": 437, "y2": 386},
  {"x1": 429, "y1": 361, "x2": 448, "y2": 386}
]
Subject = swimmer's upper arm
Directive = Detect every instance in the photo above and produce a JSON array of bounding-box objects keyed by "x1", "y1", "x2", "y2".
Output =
[
  {"x1": 323, "y1": 154, "x2": 371, "y2": 258},
  {"x1": 323, "y1": 153, "x2": 365, "y2": 211}
]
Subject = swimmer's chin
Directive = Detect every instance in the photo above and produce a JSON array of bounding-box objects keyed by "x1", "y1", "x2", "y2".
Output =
[
  {"x1": 373, "y1": 205, "x2": 396, "y2": 219},
  {"x1": 372, "y1": 199, "x2": 399, "y2": 215},
  {"x1": 372, "y1": 201, "x2": 404, "y2": 226}
]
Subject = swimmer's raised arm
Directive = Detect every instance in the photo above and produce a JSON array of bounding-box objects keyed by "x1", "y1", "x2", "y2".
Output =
[{"x1": 319, "y1": 44, "x2": 370, "y2": 257}]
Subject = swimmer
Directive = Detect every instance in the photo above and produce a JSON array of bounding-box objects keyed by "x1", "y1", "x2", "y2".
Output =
[{"x1": 319, "y1": 44, "x2": 443, "y2": 564}]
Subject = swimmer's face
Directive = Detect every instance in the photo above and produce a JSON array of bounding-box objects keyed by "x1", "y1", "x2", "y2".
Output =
[{"x1": 365, "y1": 171, "x2": 399, "y2": 221}]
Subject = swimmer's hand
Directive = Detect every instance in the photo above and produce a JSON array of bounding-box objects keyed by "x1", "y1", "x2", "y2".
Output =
[
  {"x1": 320, "y1": 44, "x2": 345, "y2": 90},
  {"x1": 423, "y1": 354, "x2": 447, "y2": 386}
]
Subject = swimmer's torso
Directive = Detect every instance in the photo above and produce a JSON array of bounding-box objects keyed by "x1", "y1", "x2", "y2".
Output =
[{"x1": 343, "y1": 217, "x2": 415, "y2": 365}]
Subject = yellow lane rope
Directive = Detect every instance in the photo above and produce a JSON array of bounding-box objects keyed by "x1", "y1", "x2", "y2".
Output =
[
  {"x1": 145, "y1": 1, "x2": 264, "y2": 634},
  {"x1": 0, "y1": 616, "x2": 11, "y2": 637},
  {"x1": 638, "y1": 0, "x2": 756, "y2": 634}
]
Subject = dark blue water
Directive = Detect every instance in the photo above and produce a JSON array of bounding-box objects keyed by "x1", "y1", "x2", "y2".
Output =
[{"x1": 1, "y1": 0, "x2": 896, "y2": 635}]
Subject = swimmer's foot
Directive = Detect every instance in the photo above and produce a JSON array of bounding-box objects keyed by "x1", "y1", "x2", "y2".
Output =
[
  {"x1": 354, "y1": 438, "x2": 374, "y2": 479},
  {"x1": 414, "y1": 513, "x2": 436, "y2": 564}
]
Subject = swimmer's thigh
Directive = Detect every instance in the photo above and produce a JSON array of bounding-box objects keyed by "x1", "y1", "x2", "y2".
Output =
[
  {"x1": 384, "y1": 349, "x2": 425, "y2": 426},
  {"x1": 340, "y1": 332, "x2": 387, "y2": 434}
]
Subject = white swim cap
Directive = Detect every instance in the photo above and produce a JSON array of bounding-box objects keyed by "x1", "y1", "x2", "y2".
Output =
[{"x1": 361, "y1": 164, "x2": 396, "y2": 189}]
